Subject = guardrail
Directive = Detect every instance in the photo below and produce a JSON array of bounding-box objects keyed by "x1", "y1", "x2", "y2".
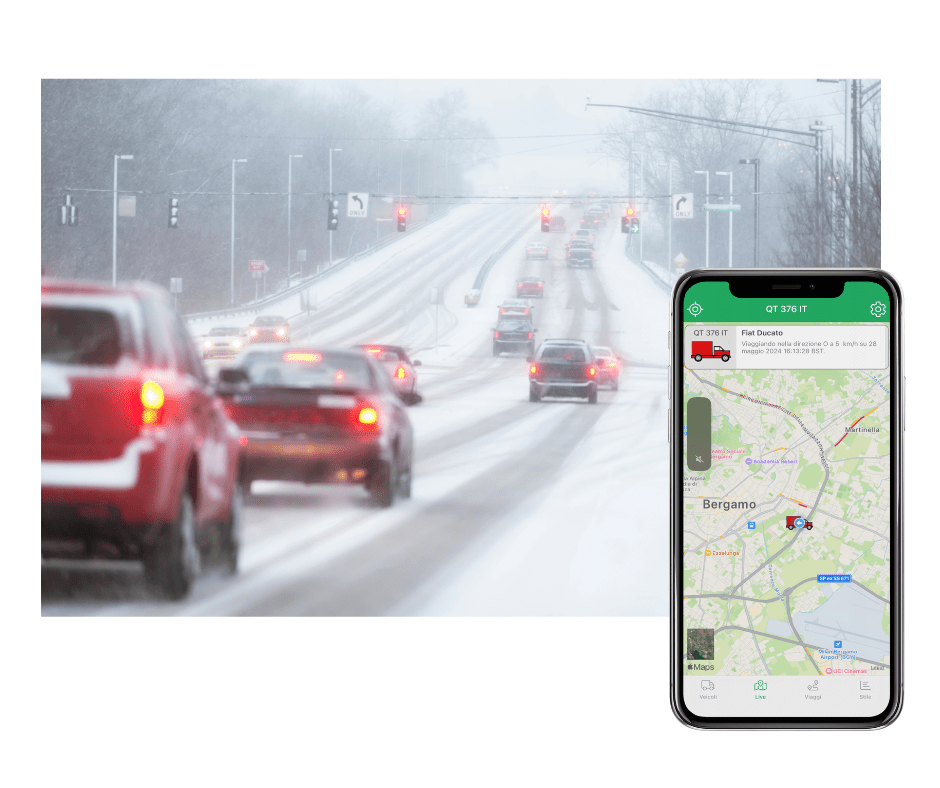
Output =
[
  {"x1": 628, "y1": 250, "x2": 678, "y2": 293},
  {"x1": 186, "y1": 206, "x2": 453, "y2": 323},
  {"x1": 471, "y1": 219, "x2": 538, "y2": 292}
]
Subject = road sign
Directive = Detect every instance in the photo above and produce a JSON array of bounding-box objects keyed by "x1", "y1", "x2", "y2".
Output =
[
  {"x1": 251, "y1": 270, "x2": 262, "y2": 279},
  {"x1": 673, "y1": 252, "x2": 688, "y2": 268},
  {"x1": 169, "y1": 277, "x2": 182, "y2": 293},
  {"x1": 249, "y1": 259, "x2": 266, "y2": 272},
  {"x1": 703, "y1": 204, "x2": 741, "y2": 212},
  {"x1": 347, "y1": 192, "x2": 369, "y2": 218},
  {"x1": 673, "y1": 193, "x2": 693, "y2": 219},
  {"x1": 297, "y1": 249, "x2": 306, "y2": 262}
]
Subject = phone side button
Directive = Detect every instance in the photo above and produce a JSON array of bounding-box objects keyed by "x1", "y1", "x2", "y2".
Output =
[
  {"x1": 904, "y1": 376, "x2": 906, "y2": 431},
  {"x1": 668, "y1": 365, "x2": 672, "y2": 401},
  {"x1": 668, "y1": 408, "x2": 672, "y2": 443}
]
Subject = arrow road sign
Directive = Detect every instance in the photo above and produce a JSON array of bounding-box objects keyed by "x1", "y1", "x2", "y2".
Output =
[
  {"x1": 673, "y1": 193, "x2": 693, "y2": 219},
  {"x1": 347, "y1": 192, "x2": 369, "y2": 218},
  {"x1": 249, "y1": 259, "x2": 266, "y2": 272}
]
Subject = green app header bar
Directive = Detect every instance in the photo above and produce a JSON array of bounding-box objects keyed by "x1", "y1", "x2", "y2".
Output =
[{"x1": 683, "y1": 281, "x2": 890, "y2": 323}]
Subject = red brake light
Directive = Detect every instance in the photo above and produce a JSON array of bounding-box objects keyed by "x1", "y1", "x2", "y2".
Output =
[
  {"x1": 396, "y1": 366, "x2": 407, "y2": 379},
  {"x1": 494, "y1": 331, "x2": 500, "y2": 339},
  {"x1": 358, "y1": 407, "x2": 377, "y2": 425},
  {"x1": 588, "y1": 366, "x2": 596, "y2": 377},
  {"x1": 335, "y1": 370, "x2": 346, "y2": 383},
  {"x1": 529, "y1": 364, "x2": 538, "y2": 376},
  {"x1": 140, "y1": 380, "x2": 164, "y2": 426},
  {"x1": 528, "y1": 332, "x2": 533, "y2": 339},
  {"x1": 365, "y1": 346, "x2": 382, "y2": 355}
]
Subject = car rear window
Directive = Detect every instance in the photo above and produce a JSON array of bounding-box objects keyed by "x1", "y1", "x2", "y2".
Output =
[
  {"x1": 41, "y1": 306, "x2": 127, "y2": 366},
  {"x1": 540, "y1": 346, "x2": 585, "y2": 361},
  {"x1": 497, "y1": 320, "x2": 531, "y2": 331},
  {"x1": 242, "y1": 351, "x2": 374, "y2": 389}
]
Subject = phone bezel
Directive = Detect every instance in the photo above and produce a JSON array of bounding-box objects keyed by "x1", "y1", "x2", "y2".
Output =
[{"x1": 669, "y1": 268, "x2": 903, "y2": 729}]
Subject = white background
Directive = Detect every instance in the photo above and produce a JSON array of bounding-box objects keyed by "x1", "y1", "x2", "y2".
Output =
[{"x1": 18, "y1": 7, "x2": 939, "y2": 786}]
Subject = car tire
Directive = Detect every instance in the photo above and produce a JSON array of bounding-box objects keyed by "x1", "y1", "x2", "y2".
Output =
[
  {"x1": 219, "y1": 479, "x2": 243, "y2": 576},
  {"x1": 528, "y1": 343, "x2": 535, "y2": 356},
  {"x1": 529, "y1": 386, "x2": 540, "y2": 403},
  {"x1": 587, "y1": 388, "x2": 598, "y2": 404},
  {"x1": 611, "y1": 378, "x2": 619, "y2": 392},
  {"x1": 369, "y1": 460, "x2": 395, "y2": 508},
  {"x1": 144, "y1": 490, "x2": 199, "y2": 600},
  {"x1": 722, "y1": 355, "x2": 730, "y2": 362},
  {"x1": 694, "y1": 354, "x2": 703, "y2": 362},
  {"x1": 493, "y1": 345, "x2": 501, "y2": 357},
  {"x1": 397, "y1": 444, "x2": 413, "y2": 499}
]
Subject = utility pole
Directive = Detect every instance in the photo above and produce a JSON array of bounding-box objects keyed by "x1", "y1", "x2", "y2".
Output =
[
  {"x1": 112, "y1": 154, "x2": 133, "y2": 286},
  {"x1": 739, "y1": 159, "x2": 760, "y2": 267},
  {"x1": 329, "y1": 147, "x2": 341, "y2": 267},
  {"x1": 230, "y1": 158, "x2": 247, "y2": 305},
  {"x1": 666, "y1": 160, "x2": 673, "y2": 273},
  {"x1": 639, "y1": 151, "x2": 644, "y2": 261},
  {"x1": 288, "y1": 153, "x2": 302, "y2": 282},
  {"x1": 695, "y1": 170, "x2": 709, "y2": 268}
]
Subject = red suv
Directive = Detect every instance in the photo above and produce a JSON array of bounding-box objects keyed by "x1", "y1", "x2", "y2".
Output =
[{"x1": 41, "y1": 278, "x2": 244, "y2": 599}]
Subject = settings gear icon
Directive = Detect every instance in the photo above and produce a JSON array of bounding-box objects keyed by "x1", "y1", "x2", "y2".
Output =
[
  {"x1": 687, "y1": 301, "x2": 703, "y2": 317},
  {"x1": 870, "y1": 301, "x2": 887, "y2": 318}
]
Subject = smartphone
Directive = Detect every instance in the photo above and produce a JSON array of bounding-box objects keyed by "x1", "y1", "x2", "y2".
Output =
[{"x1": 669, "y1": 269, "x2": 902, "y2": 729}]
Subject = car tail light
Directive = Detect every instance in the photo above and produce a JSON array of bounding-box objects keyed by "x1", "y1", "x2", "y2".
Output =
[
  {"x1": 140, "y1": 380, "x2": 164, "y2": 426},
  {"x1": 396, "y1": 366, "x2": 407, "y2": 379},
  {"x1": 528, "y1": 332, "x2": 533, "y2": 339},
  {"x1": 538, "y1": 283, "x2": 543, "y2": 289},
  {"x1": 500, "y1": 308, "x2": 506, "y2": 313},
  {"x1": 284, "y1": 352, "x2": 322, "y2": 362},
  {"x1": 335, "y1": 370, "x2": 346, "y2": 383},
  {"x1": 358, "y1": 407, "x2": 377, "y2": 425},
  {"x1": 354, "y1": 402, "x2": 380, "y2": 434},
  {"x1": 276, "y1": 328, "x2": 286, "y2": 337},
  {"x1": 365, "y1": 346, "x2": 382, "y2": 355},
  {"x1": 588, "y1": 366, "x2": 596, "y2": 378},
  {"x1": 529, "y1": 364, "x2": 539, "y2": 376},
  {"x1": 494, "y1": 331, "x2": 500, "y2": 339}
]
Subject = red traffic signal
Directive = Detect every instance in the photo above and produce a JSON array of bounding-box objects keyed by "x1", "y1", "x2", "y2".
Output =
[
  {"x1": 625, "y1": 206, "x2": 636, "y2": 217},
  {"x1": 397, "y1": 205, "x2": 407, "y2": 232}
]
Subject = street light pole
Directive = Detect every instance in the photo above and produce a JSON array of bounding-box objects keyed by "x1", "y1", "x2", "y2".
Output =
[
  {"x1": 112, "y1": 154, "x2": 134, "y2": 286},
  {"x1": 329, "y1": 148, "x2": 341, "y2": 267},
  {"x1": 288, "y1": 154, "x2": 302, "y2": 282},
  {"x1": 739, "y1": 159, "x2": 760, "y2": 267},
  {"x1": 231, "y1": 158, "x2": 247, "y2": 305},
  {"x1": 694, "y1": 170, "x2": 709, "y2": 268},
  {"x1": 716, "y1": 171, "x2": 733, "y2": 268}
]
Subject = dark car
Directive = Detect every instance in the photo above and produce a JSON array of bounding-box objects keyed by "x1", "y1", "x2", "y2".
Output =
[
  {"x1": 580, "y1": 214, "x2": 603, "y2": 230},
  {"x1": 493, "y1": 318, "x2": 537, "y2": 356},
  {"x1": 528, "y1": 340, "x2": 598, "y2": 403},
  {"x1": 202, "y1": 326, "x2": 249, "y2": 359},
  {"x1": 592, "y1": 345, "x2": 622, "y2": 391},
  {"x1": 567, "y1": 245, "x2": 594, "y2": 268},
  {"x1": 355, "y1": 344, "x2": 422, "y2": 405},
  {"x1": 41, "y1": 278, "x2": 244, "y2": 599},
  {"x1": 248, "y1": 314, "x2": 290, "y2": 343},
  {"x1": 516, "y1": 277, "x2": 544, "y2": 298},
  {"x1": 217, "y1": 347, "x2": 413, "y2": 507}
]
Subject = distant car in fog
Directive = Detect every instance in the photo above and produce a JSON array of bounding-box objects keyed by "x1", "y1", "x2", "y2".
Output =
[
  {"x1": 580, "y1": 213, "x2": 603, "y2": 230},
  {"x1": 499, "y1": 299, "x2": 534, "y2": 318},
  {"x1": 571, "y1": 229, "x2": 594, "y2": 247},
  {"x1": 217, "y1": 347, "x2": 413, "y2": 507},
  {"x1": 528, "y1": 339, "x2": 598, "y2": 403},
  {"x1": 41, "y1": 278, "x2": 244, "y2": 600},
  {"x1": 516, "y1": 277, "x2": 544, "y2": 298},
  {"x1": 202, "y1": 326, "x2": 249, "y2": 358},
  {"x1": 549, "y1": 215, "x2": 567, "y2": 232},
  {"x1": 525, "y1": 242, "x2": 549, "y2": 260},
  {"x1": 493, "y1": 317, "x2": 537, "y2": 357},
  {"x1": 355, "y1": 344, "x2": 422, "y2": 405},
  {"x1": 591, "y1": 345, "x2": 622, "y2": 391},
  {"x1": 566, "y1": 246, "x2": 594, "y2": 268},
  {"x1": 248, "y1": 315, "x2": 290, "y2": 343}
]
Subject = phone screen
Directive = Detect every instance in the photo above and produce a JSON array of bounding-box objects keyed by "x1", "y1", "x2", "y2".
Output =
[{"x1": 679, "y1": 279, "x2": 894, "y2": 719}]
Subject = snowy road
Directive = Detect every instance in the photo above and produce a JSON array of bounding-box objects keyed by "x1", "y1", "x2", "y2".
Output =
[{"x1": 41, "y1": 203, "x2": 669, "y2": 616}]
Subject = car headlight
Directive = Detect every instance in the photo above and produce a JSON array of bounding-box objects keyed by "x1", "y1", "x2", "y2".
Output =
[
  {"x1": 232, "y1": 339, "x2": 242, "y2": 349},
  {"x1": 276, "y1": 328, "x2": 286, "y2": 337},
  {"x1": 204, "y1": 340, "x2": 212, "y2": 349}
]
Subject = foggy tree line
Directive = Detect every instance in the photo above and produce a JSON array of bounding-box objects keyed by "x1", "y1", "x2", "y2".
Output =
[
  {"x1": 599, "y1": 79, "x2": 881, "y2": 270},
  {"x1": 41, "y1": 80, "x2": 497, "y2": 312}
]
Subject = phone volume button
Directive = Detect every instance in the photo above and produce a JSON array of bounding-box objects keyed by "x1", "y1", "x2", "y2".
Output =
[
  {"x1": 668, "y1": 408, "x2": 672, "y2": 443},
  {"x1": 668, "y1": 365, "x2": 671, "y2": 401}
]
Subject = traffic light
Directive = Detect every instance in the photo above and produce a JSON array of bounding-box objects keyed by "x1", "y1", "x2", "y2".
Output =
[
  {"x1": 622, "y1": 205, "x2": 639, "y2": 234},
  {"x1": 397, "y1": 205, "x2": 407, "y2": 232},
  {"x1": 168, "y1": 197, "x2": 179, "y2": 228},
  {"x1": 540, "y1": 206, "x2": 550, "y2": 232},
  {"x1": 327, "y1": 198, "x2": 339, "y2": 231}
]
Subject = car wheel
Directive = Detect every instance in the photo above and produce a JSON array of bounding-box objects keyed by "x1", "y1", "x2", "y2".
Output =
[
  {"x1": 397, "y1": 444, "x2": 413, "y2": 499},
  {"x1": 611, "y1": 378, "x2": 619, "y2": 392},
  {"x1": 144, "y1": 490, "x2": 199, "y2": 600},
  {"x1": 369, "y1": 460, "x2": 395, "y2": 508},
  {"x1": 219, "y1": 478, "x2": 243, "y2": 576},
  {"x1": 529, "y1": 386, "x2": 541, "y2": 403},
  {"x1": 529, "y1": 342, "x2": 535, "y2": 355},
  {"x1": 694, "y1": 354, "x2": 703, "y2": 362},
  {"x1": 493, "y1": 345, "x2": 501, "y2": 357},
  {"x1": 587, "y1": 388, "x2": 598, "y2": 404},
  {"x1": 722, "y1": 355, "x2": 730, "y2": 362}
]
